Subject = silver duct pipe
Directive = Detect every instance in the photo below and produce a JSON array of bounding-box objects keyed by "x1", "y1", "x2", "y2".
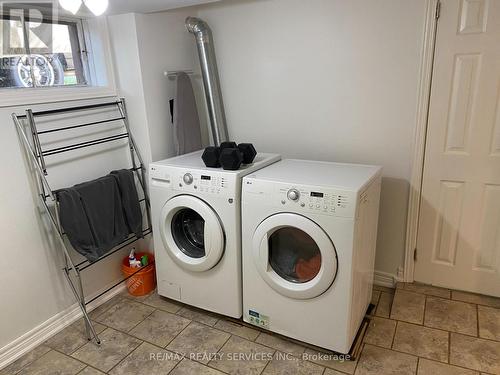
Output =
[{"x1": 186, "y1": 16, "x2": 228, "y2": 145}]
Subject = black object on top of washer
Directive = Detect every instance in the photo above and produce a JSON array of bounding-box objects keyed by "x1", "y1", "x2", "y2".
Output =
[
  {"x1": 202, "y1": 146, "x2": 221, "y2": 168},
  {"x1": 201, "y1": 142, "x2": 257, "y2": 170},
  {"x1": 220, "y1": 141, "x2": 238, "y2": 150},
  {"x1": 238, "y1": 143, "x2": 257, "y2": 164},
  {"x1": 220, "y1": 148, "x2": 243, "y2": 170}
]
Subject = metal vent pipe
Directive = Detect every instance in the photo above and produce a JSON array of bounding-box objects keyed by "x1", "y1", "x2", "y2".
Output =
[{"x1": 186, "y1": 16, "x2": 228, "y2": 146}]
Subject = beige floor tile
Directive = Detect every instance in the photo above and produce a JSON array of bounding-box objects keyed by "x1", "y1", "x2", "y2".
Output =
[
  {"x1": 21, "y1": 350, "x2": 86, "y2": 375},
  {"x1": 363, "y1": 317, "x2": 396, "y2": 348},
  {"x1": 373, "y1": 285, "x2": 395, "y2": 294},
  {"x1": 142, "y1": 292, "x2": 184, "y2": 313},
  {"x1": 45, "y1": 319, "x2": 107, "y2": 355},
  {"x1": 109, "y1": 342, "x2": 179, "y2": 375},
  {"x1": 71, "y1": 328, "x2": 142, "y2": 372},
  {"x1": 450, "y1": 333, "x2": 500, "y2": 374},
  {"x1": 88, "y1": 296, "x2": 123, "y2": 320},
  {"x1": 324, "y1": 369, "x2": 351, "y2": 375},
  {"x1": 1, "y1": 345, "x2": 51, "y2": 374},
  {"x1": 303, "y1": 348, "x2": 357, "y2": 374},
  {"x1": 452, "y1": 291, "x2": 500, "y2": 309},
  {"x1": 390, "y1": 290, "x2": 425, "y2": 324},
  {"x1": 214, "y1": 319, "x2": 260, "y2": 341},
  {"x1": 256, "y1": 332, "x2": 306, "y2": 357},
  {"x1": 166, "y1": 322, "x2": 230, "y2": 364},
  {"x1": 478, "y1": 306, "x2": 500, "y2": 341},
  {"x1": 94, "y1": 299, "x2": 154, "y2": 332},
  {"x1": 170, "y1": 359, "x2": 225, "y2": 375},
  {"x1": 417, "y1": 358, "x2": 478, "y2": 375},
  {"x1": 208, "y1": 335, "x2": 275, "y2": 375},
  {"x1": 120, "y1": 288, "x2": 155, "y2": 302},
  {"x1": 370, "y1": 290, "x2": 381, "y2": 307},
  {"x1": 78, "y1": 367, "x2": 106, "y2": 375},
  {"x1": 403, "y1": 283, "x2": 451, "y2": 299},
  {"x1": 355, "y1": 344, "x2": 417, "y2": 375},
  {"x1": 129, "y1": 309, "x2": 190, "y2": 347},
  {"x1": 375, "y1": 292, "x2": 393, "y2": 318},
  {"x1": 262, "y1": 351, "x2": 324, "y2": 375},
  {"x1": 177, "y1": 306, "x2": 219, "y2": 326},
  {"x1": 392, "y1": 321, "x2": 449, "y2": 362},
  {"x1": 425, "y1": 296, "x2": 477, "y2": 336}
]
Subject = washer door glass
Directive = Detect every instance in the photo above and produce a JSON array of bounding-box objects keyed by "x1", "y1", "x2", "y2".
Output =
[
  {"x1": 269, "y1": 227, "x2": 321, "y2": 283},
  {"x1": 252, "y1": 213, "x2": 337, "y2": 299},
  {"x1": 160, "y1": 195, "x2": 224, "y2": 272},
  {"x1": 171, "y1": 208, "x2": 206, "y2": 258}
]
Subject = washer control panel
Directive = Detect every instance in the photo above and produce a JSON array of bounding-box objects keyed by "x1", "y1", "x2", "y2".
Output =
[
  {"x1": 243, "y1": 179, "x2": 356, "y2": 218},
  {"x1": 150, "y1": 166, "x2": 232, "y2": 197}
]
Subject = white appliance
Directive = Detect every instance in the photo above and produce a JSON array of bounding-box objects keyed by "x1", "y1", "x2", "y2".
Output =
[
  {"x1": 242, "y1": 159, "x2": 382, "y2": 353},
  {"x1": 149, "y1": 150, "x2": 281, "y2": 318}
]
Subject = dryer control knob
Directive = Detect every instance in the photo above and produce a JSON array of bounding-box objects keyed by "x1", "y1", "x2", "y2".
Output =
[
  {"x1": 183, "y1": 173, "x2": 194, "y2": 185},
  {"x1": 287, "y1": 189, "x2": 300, "y2": 201}
]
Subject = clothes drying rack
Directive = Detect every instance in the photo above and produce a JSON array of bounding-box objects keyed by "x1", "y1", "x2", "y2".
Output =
[{"x1": 12, "y1": 98, "x2": 152, "y2": 345}]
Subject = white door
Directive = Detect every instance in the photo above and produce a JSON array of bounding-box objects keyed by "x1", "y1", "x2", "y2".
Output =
[
  {"x1": 415, "y1": 0, "x2": 500, "y2": 296},
  {"x1": 159, "y1": 195, "x2": 225, "y2": 272},
  {"x1": 252, "y1": 213, "x2": 338, "y2": 299}
]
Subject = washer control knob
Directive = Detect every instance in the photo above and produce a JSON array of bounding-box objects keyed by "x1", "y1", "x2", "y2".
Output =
[
  {"x1": 287, "y1": 189, "x2": 300, "y2": 202},
  {"x1": 183, "y1": 173, "x2": 194, "y2": 185}
]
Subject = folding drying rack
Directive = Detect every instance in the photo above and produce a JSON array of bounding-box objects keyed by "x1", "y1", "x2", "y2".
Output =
[{"x1": 12, "y1": 99, "x2": 152, "y2": 345}]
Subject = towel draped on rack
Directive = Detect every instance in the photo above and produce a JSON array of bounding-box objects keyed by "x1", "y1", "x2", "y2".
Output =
[
  {"x1": 57, "y1": 169, "x2": 143, "y2": 262},
  {"x1": 172, "y1": 71, "x2": 203, "y2": 155}
]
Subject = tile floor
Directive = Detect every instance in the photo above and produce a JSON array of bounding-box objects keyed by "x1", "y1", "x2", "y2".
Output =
[{"x1": 2, "y1": 283, "x2": 500, "y2": 375}]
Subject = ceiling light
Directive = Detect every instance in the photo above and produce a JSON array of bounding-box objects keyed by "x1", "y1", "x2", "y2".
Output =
[
  {"x1": 59, "y1": 0, "x2": 82, "y2": 15},
  {"x1": 83, "y1": 0, "x2": 109, "y2": 16}
]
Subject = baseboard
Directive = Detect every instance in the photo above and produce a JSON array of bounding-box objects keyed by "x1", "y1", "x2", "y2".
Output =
[
  {"x1": 373, "y1": 270, "x2": 400, "y2": 288},
  {"x1": 0, "y1": 284, "x2": 126, "y2": 370}
]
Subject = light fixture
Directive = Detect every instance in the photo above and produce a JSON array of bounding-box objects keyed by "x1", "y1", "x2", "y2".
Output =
[
  {"x1": 58, "y1": 0, "x2": 109, "y2": 16},
  {"x1": 83, "y1": 0, "x2": 109, "y2": 16},
  {"x1": 59, "y1": 0, "x2": 82, "y2": 15}
]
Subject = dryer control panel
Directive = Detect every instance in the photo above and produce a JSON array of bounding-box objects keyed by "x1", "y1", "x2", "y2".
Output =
[
  {"x1": 243, "y1": 179, "x2": 357, "y2": 218},
  {"x1": 150, "y1": 166, "x2": 234, "y2": 197}
]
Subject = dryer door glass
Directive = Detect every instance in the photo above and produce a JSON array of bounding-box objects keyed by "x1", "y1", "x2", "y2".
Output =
[
  {"x1": 171, "y1": 208, "x2": 205, "y2": 258},
  {"x1": 269, "y1": 227, "x2": 321, "y2": 283}
]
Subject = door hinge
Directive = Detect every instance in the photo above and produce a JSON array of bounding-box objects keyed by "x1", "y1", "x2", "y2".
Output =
[
  {"x1": 435, "y1": 0, "x2": 441, "y2": 20},
  {"x1": 413, "y1": 248, "x2": 417, "y2": 261}
]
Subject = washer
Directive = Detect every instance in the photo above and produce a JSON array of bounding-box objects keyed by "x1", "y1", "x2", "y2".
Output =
[
  {"x1": 242, "y1": 159, "x2": 382, "y2": 353},
  {"x1": 149, "y1": 150, "x2": 281, "y2": 318}
]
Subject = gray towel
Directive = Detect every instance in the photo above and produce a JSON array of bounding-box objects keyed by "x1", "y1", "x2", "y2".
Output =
[
  {"x1": 110, "y1": 169, "x2": 143, "y2": 239},
  {"x1": 57, "y1": 176, "x2": 129, "y2": 262},
  {"x1": 173, "y1": 72, "x2": 202, "y2": 155}
]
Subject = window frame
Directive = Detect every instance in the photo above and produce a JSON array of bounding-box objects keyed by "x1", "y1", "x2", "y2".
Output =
[
  {"x1": 0, "y1": 7, "x2": 116, "y2": 108},
  {"x1": 1, "y1": 9, "x2": 89, "y2": 88}
]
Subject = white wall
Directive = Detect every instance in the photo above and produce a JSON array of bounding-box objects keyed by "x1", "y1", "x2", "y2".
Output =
[{"x1": 195, "y1": 0, "x2": 427, "y2": 277}]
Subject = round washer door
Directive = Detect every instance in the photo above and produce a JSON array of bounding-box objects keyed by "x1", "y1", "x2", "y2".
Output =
[
  {"x1": 252, "y1": 213, "x2": 338, "y2": 299},
  {"x1": 160, "y1": 195, "x2": 224, "y2": 272}
]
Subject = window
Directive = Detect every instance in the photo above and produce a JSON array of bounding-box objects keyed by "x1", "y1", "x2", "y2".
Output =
[{"x1": 0, "y1": 10, "x2": 87, "y2": 88}]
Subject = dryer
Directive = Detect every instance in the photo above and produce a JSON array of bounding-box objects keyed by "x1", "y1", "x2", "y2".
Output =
[
  {"x1": 149, "y1": 150, "x2": 280, "y2": 318},
  {"x1": 242, "y1": 159, "x2": 382, "y2": 353}
]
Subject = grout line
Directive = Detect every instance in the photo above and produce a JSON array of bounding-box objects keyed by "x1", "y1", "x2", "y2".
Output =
[
  {"x1": 422, "y1": 294, "x2": 427, "y2": 326},
  {"x1": 415, "y1": 357, "x2": 419, "y2": 375},
  {"x1": 476, "y1": 304, "x2": 480, "y2": 338},
  {"x1": 391, "y1": 321, "x2": 398, "y2": 349},
  {"x1": 447, "y1": 331, "x2": 451, "y2": 364}
]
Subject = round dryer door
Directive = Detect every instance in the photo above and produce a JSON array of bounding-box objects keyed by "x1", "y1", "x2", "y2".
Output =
[
  {"x1": 252, "y1": 213, "x2": 338, "y2": 299},
  {"x1": 160, "y1": 195, "x2": 225, "y2": 272}
]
